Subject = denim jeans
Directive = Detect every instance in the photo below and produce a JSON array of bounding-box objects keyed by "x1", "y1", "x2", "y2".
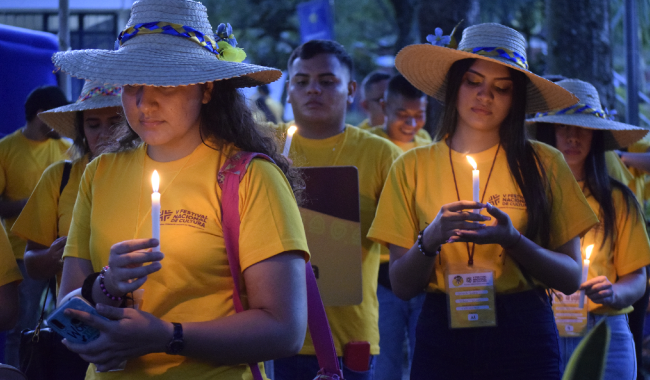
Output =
[
  {"x1": 411, "y1": 289, "x2": 561, "y2": 380},
  {"x1": 559, "y1": 313, "x2": 636, "y2": 380},
  {"x1": 375, "y1": 284, "x2": 425, "y2": 380},
  {"x1": 4, "y1": 260, "x2": 48, "y2": 367},
  {"x1": 274, "y1": 354, "x2": 375, "y2": 380}
]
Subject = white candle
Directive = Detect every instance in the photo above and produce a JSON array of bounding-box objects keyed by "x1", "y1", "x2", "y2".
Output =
[
  {"x1": 578, "y1": 244, "x2": 594, "y2": 309},
  {"x1": 467, "y1": 156, "x2": 479, "y2": 213},
  {"x1": 282, "y1": 125, "x2": 297, "y2": 157},
  {"x1": 151, "y1": 170, "x2": 161, "y2": 252}
]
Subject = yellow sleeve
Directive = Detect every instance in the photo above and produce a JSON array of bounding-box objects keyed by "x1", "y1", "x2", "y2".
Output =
[
  {"x1": 12, "y1": 162, "x2": 63, "y2": 247},
  {"x1": 543, "y1": 146, "x2": 599, "y2": 249},
  {"x1": 0, "y1": 149, "x2": 6, "y2": 196},
  {"x1": 238, "y1": 159, "x2": 309, "y2": 271},
  {"x1": 368, "y1": 152, "x2": 419, "y2": 249},
  {"x1": 0, "y1": 225, "x2": 21, "y2": 287},
  {"x1": 416, "y1": 129, "x2": 433, "y2": 142},
  {"x1": 62, "y1": 159, "x2": 97, "y2": 261},
  {"x1": 606, "y1": 151, "x2": 633, "y2": 186},
  {"x1": 612, "y1": 190, "x2": 650, "y2": 276}
]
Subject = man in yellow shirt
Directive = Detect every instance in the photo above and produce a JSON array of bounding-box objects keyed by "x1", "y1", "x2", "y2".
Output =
[
  {"x1": 358, "y1": 71, "x2": 391, "y2": 130},
  {"x1": 368, "y1": 74, "x2": 431, "y2": 153},
  {"x1": 273, "y1": 40, "x2": 402, "y2": 380},
  {"x1": 0, "y1": 224, "x2": 21, "y2": 332},
  {"x1": 0, "y1": 85, "x2": 69, "y2": 366}
]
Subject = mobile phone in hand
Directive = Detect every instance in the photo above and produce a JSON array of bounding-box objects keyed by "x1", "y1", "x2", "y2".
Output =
[{"x1": 46, "y1": 296, "x2": 107, "y2": 344}]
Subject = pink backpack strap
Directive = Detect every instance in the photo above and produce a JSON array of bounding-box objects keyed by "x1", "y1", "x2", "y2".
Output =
[{"x1": 218, "y1": 151, "x2": 343, "y2": 380}]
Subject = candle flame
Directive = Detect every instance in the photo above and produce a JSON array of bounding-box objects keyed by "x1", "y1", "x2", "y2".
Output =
[
  {"x1": 585, "y1": 244, "x2": 594, "y2": 260},
  {"x1": 466, "y1": 156, "x2": 477, "y2": 170},
  {"x1": 288, "y1": 125, "x2": 297, "y2": 136},
  {"x1": 152, "y1": 170, "x2": 159, "y2": 193}
]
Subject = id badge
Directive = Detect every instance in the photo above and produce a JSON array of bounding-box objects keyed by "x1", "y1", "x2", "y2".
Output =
[
  {"x1": 551, "y1": 291, "x2": 588, "y2": 337},
  {"x1": 445, "y1": 264, "x2": 497, "y2": 328}
]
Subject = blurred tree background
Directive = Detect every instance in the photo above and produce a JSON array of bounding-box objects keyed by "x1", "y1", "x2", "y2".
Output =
[{"x1": 202, "y1": 0, "x2": 650, "y2": 127}]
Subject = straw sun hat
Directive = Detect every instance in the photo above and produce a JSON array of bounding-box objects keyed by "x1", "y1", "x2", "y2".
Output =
[
  {"x1": 396, "y1": 23, "x2": 578, "y2": 114},
  {"x1": 527, "y1": 79, "x2": 648, "y2": 150},
  {"x1": 52, "y1": 0, "x2": 281, "y2": 88},
  {"x1": 37, "y1": 80, "x2": 122, "y2": 140}
]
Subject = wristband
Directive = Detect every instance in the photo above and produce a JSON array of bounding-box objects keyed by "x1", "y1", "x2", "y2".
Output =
[
  {"x1": 99, "y1": 266, "x2": 123, "y2": 302},
  {"x1": 81, "y1": 272, "x2": 100, "y2": 306},
  {"x1": 417, "y1": 230, "x2": 440, "y2": 257}
]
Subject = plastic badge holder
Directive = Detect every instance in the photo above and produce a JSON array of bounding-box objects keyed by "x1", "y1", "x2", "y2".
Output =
[{"x1": 445, "y1": 263, "x2": 497, "y2": 329}]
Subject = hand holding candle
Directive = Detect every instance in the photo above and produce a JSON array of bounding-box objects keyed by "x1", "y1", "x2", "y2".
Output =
[
  {"x1": 151, "y1": 170, "x2": 161, "y2": 252},
  {"x1": 578, "y1": 244, "x2": 594, "y2": 309},
  {"x1": 467, "y1": 156, "x2": 479, "y2": 213},
  {"x1": 282, "y1": 125, "x2": 297, "y2": 158}
]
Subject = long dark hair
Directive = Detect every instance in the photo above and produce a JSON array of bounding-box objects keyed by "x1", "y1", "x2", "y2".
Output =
[
  {"x1": 106, "y1": 81, "x2": 302, "y2": 199},
  {"x1": 436, "y1": 58, "x2": 553, "y2": 247},
  {"x1": 536, "y1": 125, "x2": 642, "y2": 249}
]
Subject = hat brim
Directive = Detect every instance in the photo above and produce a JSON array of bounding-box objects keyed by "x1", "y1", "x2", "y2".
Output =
[
  {"x1": 52, "y1": 34, "x2": 282, "y2": 88},
  {"x1": 395, "y1": 44, "x2": 578, "y2": 114},
  {"x1": 38, "y1": 96, "x2": 123, "y2": 140},
  {"x1": 527, "y1": 114, "x2": 649, "y2": 150}
]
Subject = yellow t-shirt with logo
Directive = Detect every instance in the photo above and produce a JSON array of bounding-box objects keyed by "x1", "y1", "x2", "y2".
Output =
[
  {"x1": 63, "y1": 143, "x2": 309, "y2": 380},
  {"x1": 367, "y1": 126, "x2": 432, "y2": 153},
  {"x1": 579, "y1": 184, "x2": 650, "y2": 315},
  {"x1": 357, "y1": 119, "x2": 432, "y2": 142},
  {"x1": 12, "y1": 158, "x2": 87, "y2": 292},
  {"x1": 274, "y1": 122, "x2": 401, "y2": 356},
  {"x1": 0, "y1": 129, "x2": 70, "y2": 259},
  {"x1": 0, "y1": 224, "x2": 22, "y2": 287},
  {"x1": 368, "y1": 140, "x2": 599, "y2": 294}
]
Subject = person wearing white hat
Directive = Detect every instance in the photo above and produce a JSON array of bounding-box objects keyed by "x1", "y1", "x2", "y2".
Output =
[
  {"x1": 531, "y1": 78, "x2": 650, "y2": 380},
  {"x1": 52, "y1": 0, "x2": 309, "y2": 379},
  {"x1": 13, "y1": 81, "x2": 122, "y2": 290},
  {"x1": 368, "y1": 23, "x2": 600, "y2": 379}
]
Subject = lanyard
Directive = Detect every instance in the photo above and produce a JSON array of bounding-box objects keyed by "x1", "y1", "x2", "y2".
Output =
[{"x1": 448, "y1": 139, "x2": 501, "y2": 266}]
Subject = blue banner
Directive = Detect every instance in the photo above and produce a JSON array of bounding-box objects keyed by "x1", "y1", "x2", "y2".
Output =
[{"x1": 297, "y1": 0, "x2": 334, "y2": 43}]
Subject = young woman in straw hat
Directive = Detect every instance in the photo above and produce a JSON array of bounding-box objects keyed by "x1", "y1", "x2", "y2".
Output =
[
  {"x1": 533, "y1": 79, "x2": 650, "y2": 379},
  {"x1": 11, "y1": 81, "x2": 122, "y2": 379},
  {"x1": 12, "y1": 80, "x2": 123, "y2": 289},
  {"x1": 368, "y1": 23, "x2": 599, "y2": 379},
  {"x1": 52, "y1": 0, "x2": 309, "y2": 378}
]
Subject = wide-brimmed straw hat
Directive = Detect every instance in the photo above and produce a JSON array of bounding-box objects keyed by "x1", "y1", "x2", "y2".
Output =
[
  {"x1": 396, "y1": 23, "x2": 578, "y2": 114},
  {"x1": 38, "y1": 80, "x2": 122, "y2": 140},
  {"x1": 52, "y1": 0, "x2": 281, "y2": 87},
  {"x1": 527, "y1": 79, "x2": 648, "y2": 150}
]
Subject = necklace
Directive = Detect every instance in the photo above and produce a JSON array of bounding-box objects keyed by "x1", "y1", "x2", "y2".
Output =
[{"x1": 448, "y1": 139, "x2": 501, "y2": 266}]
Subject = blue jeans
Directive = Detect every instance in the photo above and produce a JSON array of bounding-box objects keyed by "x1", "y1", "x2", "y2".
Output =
[
  {"x1": 4, "y1": 260, "x2": 48, "y2": 367},
  {"x1": 411, "y1": 289, "x2": 561, "y2": 380},
  {"x1": 376, "y1": 284, "x2": 424, "y2": 380},
  {"x1": 274, "y1": 354, "x2": 375, "y2": 380},
  {"x1": 559, "y1": 313, "x2": 636, "y2": 380}
]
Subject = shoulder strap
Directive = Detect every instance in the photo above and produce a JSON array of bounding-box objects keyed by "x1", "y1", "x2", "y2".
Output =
[
  {"x1": 218, "y1": 151, "x2": 343, "y2": 380},
  {"x1": 59, "y1": 161, "x2": 72, "y2": 195}
]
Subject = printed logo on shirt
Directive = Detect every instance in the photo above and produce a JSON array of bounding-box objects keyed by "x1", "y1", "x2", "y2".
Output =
[
  {"x1": 487, "y1": 194, "x2": 501, "y2": 206},
  {"x1": 160, "y1": 209, "x2": 208, "y2": 229},
  {"x1": 498, "y1": 194, "x2": 526, "y2": 209}
]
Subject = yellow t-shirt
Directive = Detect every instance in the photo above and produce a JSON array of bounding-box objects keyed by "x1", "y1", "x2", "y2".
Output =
[
  {"x1": 63, "y1": 143, "x2": 309, "y2": 380},
  {"x1": 0, "y1": 129, "x2": 70, "y2": 259},
  {"x1": 627, "y1": 140, "x2": 650, "y2": 205},
  {"x1": 0, "y1": 224, "x2": 22, "y2": 287},
  {"x1": 579, "y1": 184, "x2": 650, "y2": 315},
  {"x1": 367, "y1": 126, "x2": 431, "y2": 153},
  {"x1": 275, "y1": 122, "x2": 401, "y2": 356},
  {"x1": 606, "y1": 151, "x2": 634, "y2": 187},
  {"x1": 357, "y1": 119, "x2": 432, "y2": 143},
  {"x1": 368, "y1": 140, "x2": 599, "y2": 294}
]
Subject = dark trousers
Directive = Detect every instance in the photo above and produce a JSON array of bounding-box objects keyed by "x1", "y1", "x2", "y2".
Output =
[
  {"x1": 411, "y1": 289, "x2": 561, "y2": 380},
  {"x1": 628, "y1": 266, "x2": 650, "y2": 380}
]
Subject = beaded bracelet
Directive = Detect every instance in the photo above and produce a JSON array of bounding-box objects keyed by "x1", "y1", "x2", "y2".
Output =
[
  {"x1": 99, "y1": 266, "x2": 123, "y2": 302},
  {"x1": 417, "y1": 230, "x2": 440, "y2": 257}
]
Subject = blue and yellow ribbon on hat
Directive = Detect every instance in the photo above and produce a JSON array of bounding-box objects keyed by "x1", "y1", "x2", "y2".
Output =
[
  {"x1": 461, "y1": 46, "x2": 529, "y2": 70},
  {"x1": 535, "y1": 103, "x2": 614, "y2": 120},
  {"x1": 116, "y1": 21, "x2": 246, "y2": 62}
]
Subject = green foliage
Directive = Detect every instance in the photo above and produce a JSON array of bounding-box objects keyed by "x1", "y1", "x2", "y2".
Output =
[{"x1": 561, "y1": 318, "x2": 610, "y2": 380}]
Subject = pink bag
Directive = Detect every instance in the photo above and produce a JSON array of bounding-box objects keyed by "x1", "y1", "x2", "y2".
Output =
[{"x1": 218, "y1": 151, "x2": 344, "y2": 380}]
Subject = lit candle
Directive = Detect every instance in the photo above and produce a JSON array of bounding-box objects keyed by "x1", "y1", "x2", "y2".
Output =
[
  {"x1": 151, "y1": 170, "x2": 160, "y2": 252},
  {"x1": 578, "y1": 244, "x2": 594, "y2": 309},
  {"x1": 282, "y1": 125, "x2": 297, "y2": 157},
  {"x1": 467, "y1": 156, "x2": 479, "y2": 213}
]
